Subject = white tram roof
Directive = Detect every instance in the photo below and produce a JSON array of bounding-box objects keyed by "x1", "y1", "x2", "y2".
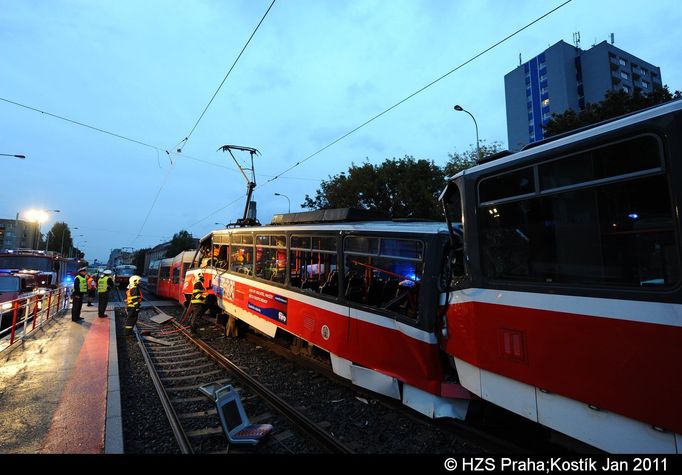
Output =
[
  {"x1": 450, "y1": 98, "x2": 682, "y2": 180},
  {"x1": 203, "y1": 220, "x2": 449, "y2": 241}
]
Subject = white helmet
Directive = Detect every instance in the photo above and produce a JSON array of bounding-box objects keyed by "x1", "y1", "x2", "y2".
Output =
[
  {"x1": 103, "y1": 270, "x2": 113, "y2": 275},
  {"x1": 129, "y1": 275, "x2": 141, "y2": 286}
]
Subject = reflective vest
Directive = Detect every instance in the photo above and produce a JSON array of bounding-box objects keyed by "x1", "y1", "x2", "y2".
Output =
[
  {"x1": 126, "y1": 286, "x2": 143, "y2": 308},
  {"x1": 191, "y1": 280, "x2": 206, "y2": 304},
  {"x1": 98, "y1": 276, "x2": 112, "y2": 293},
  {"x1": 75, "y1": 275, "x2": 88, "y2": 294},
  {"x1": 88, "y1": 276, "x2": 96, "y2": 289}
]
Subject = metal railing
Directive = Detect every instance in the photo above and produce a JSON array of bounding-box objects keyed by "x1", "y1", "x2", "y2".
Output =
[{"x1": 0, "y1": 287, "x2": 70, "y2": 353}]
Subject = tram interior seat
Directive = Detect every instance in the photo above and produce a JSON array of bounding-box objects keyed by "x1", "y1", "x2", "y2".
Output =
[
  {"x1": 379, "y1": 278, "x2": 400, "y2": 304},
  {"x1": 365, "y1": 279, "x2": 385, "y2": 306},
  {"x1": 345, "y1": 272, "x2": 365, "y2": 303},
  {"x1": 301, "y1": 278, "x2": 320, "y2": 292},
  {"x1": 319, "y1": 270, "x2": 338, "y2": 296}
]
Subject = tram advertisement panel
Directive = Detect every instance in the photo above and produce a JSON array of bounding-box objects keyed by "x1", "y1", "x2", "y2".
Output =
[
  {"x1": 246, "y1": 288, "x2": 288, "y2": 324},
  {"x1": 214, "y1": 274, "x2": 288, "y2": 325}
]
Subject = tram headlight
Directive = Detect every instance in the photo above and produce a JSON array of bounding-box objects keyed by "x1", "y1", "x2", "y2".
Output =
[{"x1": 1, "y1": 302, "x2": 12, "y2": 311}]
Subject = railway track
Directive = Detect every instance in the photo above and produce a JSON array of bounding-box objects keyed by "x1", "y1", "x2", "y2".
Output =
[
  {"x1": 118, "y1": 297, "x2": 352, "y2": 454},
  {"x1": 117, "y1": 286, "x2": 587, "y2": 454}
]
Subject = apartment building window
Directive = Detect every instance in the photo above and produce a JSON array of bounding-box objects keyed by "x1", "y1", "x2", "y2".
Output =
[
  {"x1": 623, "y1": 85, "x2": 630, "y2": 93},
  {"x1": 542, "y1": 98, "x2": 550, "y2": 107},
  {"x1": 642, "y1": 81, "x2": 649, "y2": 89},
  {"x1": 620, "y1": 71, "x2": 629, "y2": 80},
  {"x1": 619, "y1": 58, "x2": 627, "y2": 66}
]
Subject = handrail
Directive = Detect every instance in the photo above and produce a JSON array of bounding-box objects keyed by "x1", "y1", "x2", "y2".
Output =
[{"x1": 0, "y1": 286, "x2": 70, "y2": 353}]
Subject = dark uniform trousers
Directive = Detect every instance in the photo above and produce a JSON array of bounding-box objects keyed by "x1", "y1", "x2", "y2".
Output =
[
  {"x1": 98, "y1": 291, "x2": 110, "y2": 317},
  {"x1": 71, "y1": 295, "x2": 84, "y2": 321}
]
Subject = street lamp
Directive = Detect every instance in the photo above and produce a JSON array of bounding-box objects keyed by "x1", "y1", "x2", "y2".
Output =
[
  {"x1": 23, "y1": 209, "x2": 60, "y2": 250},
  {"x1": 1, "y1": 153, "x2": 26, "y2": 159},
  {"x1": 454, "y1": 104, "x2": 481, "y2": 161},
  {"x1": 274, "y1": 193, "x2": 291, "y2": 213}
]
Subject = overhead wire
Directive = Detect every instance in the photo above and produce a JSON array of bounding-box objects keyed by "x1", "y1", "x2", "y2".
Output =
[
  {"x1": 256, "y1": 0, "x2": 572, "y2": 189},
  {"x1": 183, "y1": 0, "x2": 572, "y2": 230},
  {"x1": 177, "y1": 0, "x2": 277, "y2": 152}
]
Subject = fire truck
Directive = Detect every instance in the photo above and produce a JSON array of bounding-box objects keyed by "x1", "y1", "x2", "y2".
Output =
[
  {"x1": 0, "y1": 249, "x2": 67, "y2": 289},
  {"x1": 0, "y1": 269, "x2": 40, "y2": 332}
]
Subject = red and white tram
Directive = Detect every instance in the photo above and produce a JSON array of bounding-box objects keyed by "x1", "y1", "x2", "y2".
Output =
[
  {"x1": 440, "y1": 99, "x2": 682, "y2": 453},
  {"x1": 184, "y1": 100, "x2": 681, "y2": 453},
  {"x1": 185, "y1": 209, "x2": 471, "y2": 421},
  {"x1": 154, "y1": 251, "x2": 194, "y2": 303}
]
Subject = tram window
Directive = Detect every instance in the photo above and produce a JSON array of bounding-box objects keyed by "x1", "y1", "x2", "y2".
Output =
[
  {"x1": 229, "y1": 243, "x2": 254, "y2": 276},
  {"x1": 538, "y1": 136, "x2": 661, "y2": 192},
  {"x1": 172, "y1": 267, "x2": 180, "y2": 284},
  {"x1": 291, "y1": 236, "x2": 311, "y2": 249},
  {"x1": 312, "y1": 237, "x2": 337, "y2": 251},
  {"x1": 479, "y1": 167, "x2": 534, "y2": 203},
  {"x1": 216, "y1": 245, "x2": 229, "y2": 269},
  {"x1": 160, "y1": 266, "x2": 170, "y2": 280},
  {"x1": 289, "y1": 249, "x2": 337, "y2": 295},
  {"x1": 255, "y1": 235, "x2": 286, "y2": 284},
  {"x1": 345, "y1": 236, "x2": 379, "y2": 254},
  {"x1": 479, "y1": 173, "x2": 679, "y2": 287},
  {"x1": 344, "y1": 237, "x2": 424, "y2": 319},
  {"x1": 380, "y1": 239, "x2": 423, "y2": 259}
]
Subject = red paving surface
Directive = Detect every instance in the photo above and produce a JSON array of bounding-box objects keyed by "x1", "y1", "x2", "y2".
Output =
[{"x1": 41, "y1": 317, "x2": 110, "y2": 454}]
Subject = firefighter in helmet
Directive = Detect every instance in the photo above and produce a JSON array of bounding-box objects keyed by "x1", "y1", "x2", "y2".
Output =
[
  {"x1": 190, "y1": 272, "x2": 207, "y2": 332},
  {"x1": 124, "y1": 275, "x2": 143, "y2": 335}
]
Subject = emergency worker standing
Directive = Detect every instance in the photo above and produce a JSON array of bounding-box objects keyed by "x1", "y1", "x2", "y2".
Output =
[
  {"x1": 86, "y1": 273, "x2": 97, "y2": 306},
  {"x1": 124, "y1": 275, "x2": 143, "y2": 335},
  {"x1": 71, "y1": 267, "x2": 88, "y2": 322},
  {"x1": 190, "y1": 272, "x2": 207, "y2": 332},
  {"x1": 97, "y1": 270, "x2": 114, "y2": 318}
]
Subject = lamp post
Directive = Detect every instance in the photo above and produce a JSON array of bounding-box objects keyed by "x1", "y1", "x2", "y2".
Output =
[
  {"x1": 274, "y1": 193, "x2": 291, "y2": 213},
  {"x1": 23, "y1": 209, "x2": 60, "y2": 250},
  {"x1": 454, "y1": 104, "x2": 481, "y2": 161},
  {"x1": 61, "y1": 227, "x2": 78, "y2": 256},
  {"x1": 0, "y1": 153, "x2": 26, "y2": 159}
]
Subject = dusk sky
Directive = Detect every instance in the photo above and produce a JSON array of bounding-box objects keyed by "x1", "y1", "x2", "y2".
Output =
[{"x1": 2, "y1": 0, "x2": 681, "y2": 263}]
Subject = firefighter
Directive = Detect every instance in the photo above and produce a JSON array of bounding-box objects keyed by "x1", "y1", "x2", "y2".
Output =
[
  {"x1": 71, "y1": 267, "x2": 88, "y2": 322},
  {"x1": 190, "y1": 272, "x2": 207, "y2": 332},
  {"x1": 97, "y1": 269, "x2": 114, "y2": 318},
  {"x1": 124, "y1": 275, "x2": 143, "y2": 335}
]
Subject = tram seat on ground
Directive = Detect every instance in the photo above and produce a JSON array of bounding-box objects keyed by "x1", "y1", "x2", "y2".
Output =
[{"x1": 198, "y1": 382, "x2": 273, "y2": 446}]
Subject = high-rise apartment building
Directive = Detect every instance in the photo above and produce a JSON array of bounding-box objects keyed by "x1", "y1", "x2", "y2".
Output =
[{"x1": 505, "y1": 39, "x2": 662, "y2": 151}]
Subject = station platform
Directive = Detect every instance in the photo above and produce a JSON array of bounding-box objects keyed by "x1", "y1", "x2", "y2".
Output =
[{"x1": 0, "y1": 303, "x2": 122, "y2": 454}]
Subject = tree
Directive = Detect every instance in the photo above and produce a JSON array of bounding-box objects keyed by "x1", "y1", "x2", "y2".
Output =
[
  {"x1": 165, "y1": 230, "x2": 196, "y2": 258},
  {"x1": 303, "y1": 145, "x2": 502, "y2": 220},
  {"x1": 443, "y1": 140, "x2": 503, "y2": 178},
  {"x1": 544, "y1": 85, "x2": 681, "y2": 137},
  {"x1": 303, "y1": 156, "x2": 446, "y2": 220},
  {"x1": 40, "y1": 222, "x2": 76, "y2": 255}
]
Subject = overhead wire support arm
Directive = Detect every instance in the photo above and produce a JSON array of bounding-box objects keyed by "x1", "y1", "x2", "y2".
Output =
[{"x1": 218, "y1": 145, "x2": 261, "y2": 226}]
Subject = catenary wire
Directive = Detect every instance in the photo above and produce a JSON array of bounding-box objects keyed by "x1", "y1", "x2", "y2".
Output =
[
  {"x1": 183, "y1": 1, "x2": 572, "y2": 231},
  {"x1": 177, "y1": 0, "x2": 277, "y2": 152},
  {"x1": 257, "y1": 0, "x2": 572, "y2": 188}
]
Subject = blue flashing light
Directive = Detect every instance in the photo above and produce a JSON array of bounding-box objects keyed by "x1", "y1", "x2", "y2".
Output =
[{"x1": 628, "y1": 213, "x2": 639, "y2": 220}]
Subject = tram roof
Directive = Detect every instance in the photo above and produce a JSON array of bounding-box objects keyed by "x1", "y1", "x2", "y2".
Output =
[
  {"x1": 449, "y1": 98, "x2": 682, "y2": 180},
  {"x1": 203, "y1": 220, "x2": 449, "y2": 241}
]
